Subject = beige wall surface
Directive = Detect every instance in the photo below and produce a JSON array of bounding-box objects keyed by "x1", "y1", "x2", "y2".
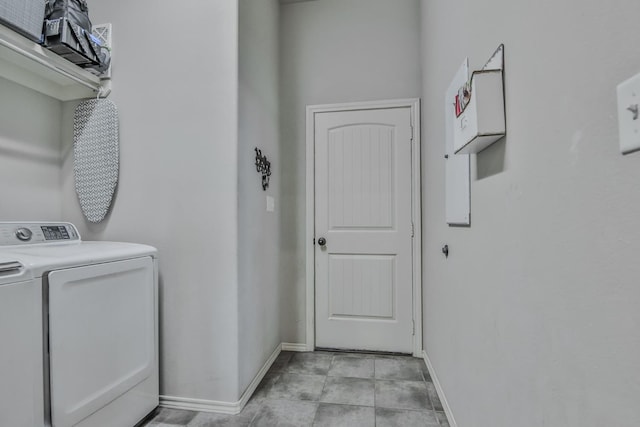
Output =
[
  {"x1": 61, "y1": 0, "x2": 242, "y2": 402},
  {"x1": 238, "y1": 0, "x2": 283, "y2": 396},
  {"x1": 420, "y1": 0, "x2": 640, "y2": 426},
  {"x1": 0, "y1": 77, "x2": 62, "y2": 220}
]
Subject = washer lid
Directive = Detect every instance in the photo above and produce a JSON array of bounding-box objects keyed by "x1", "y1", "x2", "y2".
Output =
[{"x1": 0, "y1": 242, "x2": 157, "y2": 278}]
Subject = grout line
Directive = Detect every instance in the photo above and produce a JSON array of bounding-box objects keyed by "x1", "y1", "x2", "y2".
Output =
[
  {"x1": 310, "y1": 402, "x2": 377, "y2": 409},
  {"x1": 186, "y1": 352, "x2": 447, "y2": 427},
  {"x1": 373, "y1": 354, "x2": 377, "y2": 427},
  {"x1": 421, "y1": 362, "x2": 441, "y2": 426},
  {"x1": 373, "y1": 359, "x2": 377, "y2": 426},
  {"x1": 247, "y1": 406, "x2": 259, "y2": 427},
  {"x1": 310, "y1": 357, "x2": 331, "y2": 426},
  {"x1": 309, "y1": 400, "x2": 320, "y2": 427}
]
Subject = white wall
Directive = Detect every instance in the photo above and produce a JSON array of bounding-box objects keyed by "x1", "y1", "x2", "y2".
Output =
[
  {"x1": 420, "y1": 0, "x2": 640, "y2": 426},
  {"x1": 61, "y1": 0, "x2": 242, "y2": 403},
  {"x1": 279, "y1": 0, "x2": 422, "y2": 344},
  {"x1": 238, "y1": 0, "x2": 282, "y2": 394},
  {"x1": 0, "y1": 77, "x2": 62, "y2": 220}
]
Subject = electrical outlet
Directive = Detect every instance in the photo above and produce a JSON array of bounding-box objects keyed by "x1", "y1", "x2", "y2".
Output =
[
  {"x1": 266, "y1": 196, "x2": 275, "y2": 212},
  {"x1": 617, "y1": 73, "x2": 640, "y2": 154}
]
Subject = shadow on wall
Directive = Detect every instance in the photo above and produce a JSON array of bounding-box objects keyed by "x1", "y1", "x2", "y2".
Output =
[
  {"x1": 0, "y1": 141, "x2": 60, "y2": 166},
  {"x1": 476, "y1": 137, "x2": 506, "y2": 180},
  {"x1": 84, "y1": 207, "x2": 115, "y2": 234},
  {"x1": 277, "y1": 120, "x2": 304, "y2": 342}
]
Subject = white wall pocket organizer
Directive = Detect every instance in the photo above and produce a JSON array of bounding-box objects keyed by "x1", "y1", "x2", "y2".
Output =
[
  {"x1": 453, "y1": 44, "x2": 506, "y2": 155},
  {"x1": 445, "y1": 59, "x2": 471, "y2": 226}
]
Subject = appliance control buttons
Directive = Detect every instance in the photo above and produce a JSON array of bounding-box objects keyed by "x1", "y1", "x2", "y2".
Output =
[{"x1": 15, "y1": 228, "x2": 33, "y2": 242}]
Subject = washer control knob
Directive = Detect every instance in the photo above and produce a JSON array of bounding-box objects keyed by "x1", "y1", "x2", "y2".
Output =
[{"x1": 15, "y1": 228, "x2": 33, "y2": 242}]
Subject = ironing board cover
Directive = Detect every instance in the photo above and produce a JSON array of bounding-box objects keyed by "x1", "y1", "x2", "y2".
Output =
[{"x1": 73, "y1": 99, "x2": 119, "y2": 223}]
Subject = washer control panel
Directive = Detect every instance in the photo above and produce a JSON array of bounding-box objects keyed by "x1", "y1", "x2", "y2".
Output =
[
  {"x1": 0, "y1": 222, "x2": 80, "y2": 246},
  {"x1": 15, "y1": 228, "x2": 33, "y2": 242}
]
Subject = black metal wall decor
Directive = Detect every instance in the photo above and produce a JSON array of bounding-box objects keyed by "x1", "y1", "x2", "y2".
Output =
[{"x1": 254, "y1": 148, "x2": 271, "y2": 191}]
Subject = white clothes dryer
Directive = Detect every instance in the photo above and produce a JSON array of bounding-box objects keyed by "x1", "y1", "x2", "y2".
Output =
[{"x1": 0, "y1": 222, "x2": 158, "y2": 427}]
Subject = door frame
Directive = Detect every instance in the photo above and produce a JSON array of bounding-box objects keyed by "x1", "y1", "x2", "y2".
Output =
[{"x1": 305, "y1": 98, "x2": 422, "y2": 356}]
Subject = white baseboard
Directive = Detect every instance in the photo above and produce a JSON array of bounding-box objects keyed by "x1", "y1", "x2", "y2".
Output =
[
  {"x1": 160, "y1": 343, "x2": 282, "y2": 415},
  {"x1": 422, "y1": 350, "x2": 458, "y2": 427},
  {"x1": 236, "y1": 343, "x2": 282, "y2": 410},
  {"x1": 281, "y1": 342, "x2": 308, "y2": 352},
  {"x1": 160, "y1": 395, "x2": 241, "y2": 415}
]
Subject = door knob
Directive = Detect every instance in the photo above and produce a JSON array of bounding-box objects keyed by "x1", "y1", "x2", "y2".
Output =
[{"x1": 317, "y1": 237, "x2": 327, "y2": 246}]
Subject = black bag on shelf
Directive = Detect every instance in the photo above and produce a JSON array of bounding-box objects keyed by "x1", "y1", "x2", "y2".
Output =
[
  {"x1": 46, "y1": 0, "x2": 92, "y2": 32},
  {"x1": 44, "y1": 0, "x2": 110, "y2": 74}
]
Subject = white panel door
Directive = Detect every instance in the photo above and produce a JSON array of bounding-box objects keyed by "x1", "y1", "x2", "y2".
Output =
[
  {"x1": 47, "y1": 257, "x2": 155, "y2": 427},
  {"x1": 315, "y1": 107, "x2": 414, "y2": 353}
]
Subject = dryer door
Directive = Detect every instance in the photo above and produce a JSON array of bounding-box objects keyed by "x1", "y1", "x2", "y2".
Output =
[{"x1": 47, "y1": 257, "x2": 155, "y2": 427}]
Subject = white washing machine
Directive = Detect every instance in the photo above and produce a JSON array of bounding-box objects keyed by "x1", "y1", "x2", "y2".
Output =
[{"x1": 0, "y1": 222, "x2": 159, "y2": 427}]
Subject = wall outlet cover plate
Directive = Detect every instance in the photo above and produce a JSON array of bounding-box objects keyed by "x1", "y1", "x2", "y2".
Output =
[{"x1": 617, "y1": 73, "x2": 640, "y2": 155}]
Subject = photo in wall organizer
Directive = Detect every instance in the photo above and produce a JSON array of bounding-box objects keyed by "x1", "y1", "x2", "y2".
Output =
[{"x1": 455, "y1": 80, "x2": 472, "y2": 117}]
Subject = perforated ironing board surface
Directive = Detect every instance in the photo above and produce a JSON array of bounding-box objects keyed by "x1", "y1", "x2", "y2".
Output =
[{"x1": 73, "y1": 99, "x2": 119, "y2": 223}]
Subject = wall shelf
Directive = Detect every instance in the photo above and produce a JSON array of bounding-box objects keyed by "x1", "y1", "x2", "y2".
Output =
[{"x1": 0, "y1": 24, "x2": 108, "y2": 101}]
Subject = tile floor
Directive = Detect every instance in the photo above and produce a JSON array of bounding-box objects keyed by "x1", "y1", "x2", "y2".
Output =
[{"x1": 143, "y1": 351, "x2": 450, "y2": 427}]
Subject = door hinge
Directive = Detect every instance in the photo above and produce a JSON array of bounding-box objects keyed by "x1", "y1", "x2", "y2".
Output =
[
  {"x1": 412, "y1": 320, "x2": 415, "y2": 335},
  {"x1": 411, "y1": 222, "x2": 415, "y2": 238},
  {"x1": 410, "y1": 125, "x2": 414, "y2": 141}
]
